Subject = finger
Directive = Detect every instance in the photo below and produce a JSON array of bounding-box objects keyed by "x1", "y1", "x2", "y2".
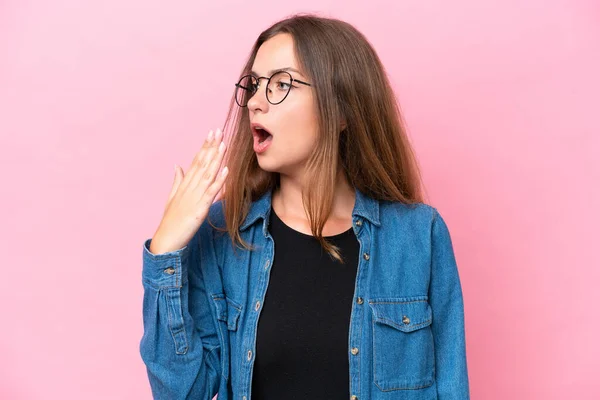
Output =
[
  {"x1": 194, "y1": 133, "x2": 228, "y2": 194},
  {"x1": 186, "y1": 128, "x2": 224, "y2": 192},
  {"x1": 198, "y1": 165, "x2": 229, "y2": 211},
  {"x1": 167, "y1": 164, "x2": 183, "y2": 204},
  {"x1": 180, "y1": 129, "x2": 219, "y2": 192},
  {"x1": 201, "y1": 142, "x2": 227, "y2": 190}
]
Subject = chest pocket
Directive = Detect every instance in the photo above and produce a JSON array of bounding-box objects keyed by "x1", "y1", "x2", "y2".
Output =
[
  {"x1": 211, "y1": 294, "x2": 243, "y2": 380},
  {"x1": 212, "y1": 294, "x2": 242, "y2": 330},
  {"x1": 369, "y1": 297, "x2": 435, "y2": 391}
]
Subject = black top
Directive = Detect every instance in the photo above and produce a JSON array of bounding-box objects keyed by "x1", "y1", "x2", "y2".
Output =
[{"x1": 250, "y1": 206, "x2": 360, "y2": 399}]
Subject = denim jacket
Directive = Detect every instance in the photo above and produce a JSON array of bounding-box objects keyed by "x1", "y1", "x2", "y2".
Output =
[{"x1": 140, "y1": 187, "x2": 470, "y2": 400}]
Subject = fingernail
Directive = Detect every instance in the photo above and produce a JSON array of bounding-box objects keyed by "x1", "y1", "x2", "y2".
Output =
[
  {"x1": 221, "y1": 166, "x2": 228, "y2": 176},
  {"x1": 216, "y1": 128, "x2": 222, "y2": 139},
  {"x1": 208, "y1": 130, "x2": 214, "y2": 141}
]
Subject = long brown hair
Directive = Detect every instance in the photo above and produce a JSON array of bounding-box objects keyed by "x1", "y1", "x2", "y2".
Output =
[{"x1": 214, "y1": 13, "x2": 426, "y2": 263}]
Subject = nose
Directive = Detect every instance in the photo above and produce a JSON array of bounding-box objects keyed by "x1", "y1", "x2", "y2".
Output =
[{"x1": 247, "y1": 78, "x2": 270, "y2": 112}]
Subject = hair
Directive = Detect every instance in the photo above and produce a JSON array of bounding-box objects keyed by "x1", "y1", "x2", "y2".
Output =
[{"x1": 213, "y1": 12, "x2": 426, "y2": 263}]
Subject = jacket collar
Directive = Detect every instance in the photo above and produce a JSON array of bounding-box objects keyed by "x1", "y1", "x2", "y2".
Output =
[{"x1": 239, "y1": 186, "x2": 381, "y2": 232}]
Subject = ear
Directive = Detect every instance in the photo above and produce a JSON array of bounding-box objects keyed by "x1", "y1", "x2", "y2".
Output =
[{"x1": 340, "y1": 117, "x2": 347, "y2": 131}]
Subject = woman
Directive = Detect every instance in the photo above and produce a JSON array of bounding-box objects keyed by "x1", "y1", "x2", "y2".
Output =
[{"x1": 140, "y1": 14, "x2": 470, "y2": 400}]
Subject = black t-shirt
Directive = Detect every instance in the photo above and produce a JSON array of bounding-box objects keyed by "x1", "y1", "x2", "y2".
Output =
[{"x1": 250, "y1": 206, "x2": 360, "y2": 399}]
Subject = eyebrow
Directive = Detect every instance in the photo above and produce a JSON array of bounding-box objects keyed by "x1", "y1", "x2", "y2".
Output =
[{"x1": 250, "y1": 67, "x2": 304, "y2": 77}]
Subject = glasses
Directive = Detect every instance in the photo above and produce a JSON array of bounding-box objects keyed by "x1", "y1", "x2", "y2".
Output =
[{"x1": 234, "y1": 71, "x2": 312, "y2": 107}]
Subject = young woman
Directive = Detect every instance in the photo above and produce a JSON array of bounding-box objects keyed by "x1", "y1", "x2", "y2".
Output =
[{"x1": 141, "y1": 14, "x2": 470, "y2": 400}]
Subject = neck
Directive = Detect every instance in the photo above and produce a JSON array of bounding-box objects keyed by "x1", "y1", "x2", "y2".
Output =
[{"x1": 272, "y1": 168, "x2": 355, "y2": 221}]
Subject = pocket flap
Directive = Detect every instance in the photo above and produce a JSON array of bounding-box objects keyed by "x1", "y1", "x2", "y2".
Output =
[
  {"x1": 369, "y1": 298, "x2": 432, "y2": 333},
  {"x1": 211, "y1": 294, "x2": 243, "y2": 331}
]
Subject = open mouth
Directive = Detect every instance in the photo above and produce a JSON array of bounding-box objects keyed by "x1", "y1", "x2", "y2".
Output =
[{"x1": 255, "y1": 127, "x2": 273, "y2": 144}]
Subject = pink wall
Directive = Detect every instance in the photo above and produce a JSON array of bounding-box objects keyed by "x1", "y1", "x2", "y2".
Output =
[{"x1": 1, "y1": 0, "x2": 598, "y2": 398}]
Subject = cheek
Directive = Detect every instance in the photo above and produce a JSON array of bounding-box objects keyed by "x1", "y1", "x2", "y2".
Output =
[
  {"x1": 278, "y1": 98, "x2": 319, "y2": 148},
  {"x1": 281, "y1": 119, "x2": 317, "y2": 154}
]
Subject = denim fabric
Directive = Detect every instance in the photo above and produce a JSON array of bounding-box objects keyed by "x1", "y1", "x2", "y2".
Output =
[{"x1": 140, "y1": 187, "x2": 470, "y2": 399}]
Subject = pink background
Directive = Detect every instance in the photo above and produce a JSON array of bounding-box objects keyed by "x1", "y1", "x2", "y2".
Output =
[{"x1": 1, "y1": 0, "x2": 598, "y2": 398}]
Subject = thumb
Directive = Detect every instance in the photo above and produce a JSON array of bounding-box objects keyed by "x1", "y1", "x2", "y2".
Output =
[{"x1": 168, "y1": 164, "x2": 183, "y2": 203}]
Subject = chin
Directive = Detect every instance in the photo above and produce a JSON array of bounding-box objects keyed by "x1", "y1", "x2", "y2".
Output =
[{"x1": 256, "y1": 157, "x2": 279, "y2": 173}]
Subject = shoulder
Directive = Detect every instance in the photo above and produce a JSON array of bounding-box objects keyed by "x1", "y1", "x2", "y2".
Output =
[
  {"x1": 379, "y1": 201, "x2": 438, "y2": 226},
  {"x1": 379, "y1": 201, "x2": 450, "y2": 238}
]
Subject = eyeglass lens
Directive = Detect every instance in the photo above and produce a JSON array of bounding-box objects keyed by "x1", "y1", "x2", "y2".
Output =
[{"x1": 235, "y1": 71, "x2": 293, "y2": 107}]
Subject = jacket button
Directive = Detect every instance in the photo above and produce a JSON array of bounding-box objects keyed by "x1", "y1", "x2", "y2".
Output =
[
  {"x1": 255, "y1": 301, "x2": 261, "y2": 311},
  {"x1": 351, "y1": 396, "x2": 358, "y2": 400},
  {"x1": 264, "y1": 259, "x2": 270, "y2": 269},
  {"x1": 351, "y1": 347, "x2": 359, "y2": 355},
  {"x1": 355, "y1": 220, "x2": 362, "y2": 226},
  {"x1": 163, "y1": 267, "x2": 175, "y2": 275},
  {"x1": 356, "y1": 297, "x2": 364, "y2": 304},
  {"x1": 402, "y1": 315, "x2": 410, "y2": 324},
  {"x1": 247, "y1": 350, "x2": 252, "y2": 360},
  {"x1": 363, "y1": 253, "x2": 370, "y2": 260}
]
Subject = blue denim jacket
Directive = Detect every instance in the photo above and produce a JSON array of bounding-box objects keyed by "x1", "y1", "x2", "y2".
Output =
[{"x1": 140, "y1": 187, "x2": 470, "y2": 399}]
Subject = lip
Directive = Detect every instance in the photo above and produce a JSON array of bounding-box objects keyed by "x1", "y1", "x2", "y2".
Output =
[
  {"x1": 251, "y1": 122, "x2": 273, "y2": 154},
  {"x1": 251, "y1": 122, "x2": 272, "y2": 136}
]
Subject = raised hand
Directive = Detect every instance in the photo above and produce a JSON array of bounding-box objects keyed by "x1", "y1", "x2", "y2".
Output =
[{"x1": 149, "y1": 128, "x2": 229, "y2": 255}]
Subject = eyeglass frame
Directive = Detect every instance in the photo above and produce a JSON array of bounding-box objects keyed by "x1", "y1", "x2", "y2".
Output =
[{"x1": 234, "y1": 70, "x2": 312, "y2": 107}]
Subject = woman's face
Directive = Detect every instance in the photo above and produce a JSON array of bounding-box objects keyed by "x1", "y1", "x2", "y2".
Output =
[{"x1": 247, "y1": 33, "x2": 318, "y2": 177}]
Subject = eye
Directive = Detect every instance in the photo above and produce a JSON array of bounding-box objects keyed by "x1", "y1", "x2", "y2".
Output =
[
  {"x1": 275, "y1": 80, "x2": 292, "y2": 91},
  {"x1": 245, "y1": 76, "x2": 260, "y2": 92},
  {"x1": 279, "y1": 82, "x2": 291, "y2": 90},
  {"x1": 237, "y1": 76, "x2": 259, "y2": 93}
]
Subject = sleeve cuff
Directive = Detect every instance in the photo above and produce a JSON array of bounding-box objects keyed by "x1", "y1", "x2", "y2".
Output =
[{"x1": 142, "y1": 238, "x2": 190, "y2": 288}]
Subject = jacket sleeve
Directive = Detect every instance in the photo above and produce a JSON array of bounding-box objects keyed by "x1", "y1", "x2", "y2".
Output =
[
  {"x1": 428, "y1": 208, "x2": 471, "y2": 399},
  {"x1": 139, "y1": 221, "x2": 221, "y2": 400}
]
